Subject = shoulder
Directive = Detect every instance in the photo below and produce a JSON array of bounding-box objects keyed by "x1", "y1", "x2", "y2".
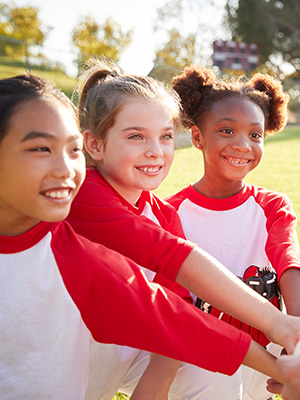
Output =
[
  {"x1": 250, "y1": 184, "x2": 293, "y2": 209},
  {"x1": 149, "y1": 191, "x2": 178, "y2": 212},
  {"x1": 50, "y1": 220, "x2": 97, "y2": 254},
  {"x1": 247, "y1": 185, "x2": 297, "y2": 224},
  {"x1": 165, "y1": 186, "x2": 192, "y2": 209},
  {"x1": 75, "y1": 167, "x2": 113, "y2": 202},
  {"x1": 68, "y1": 167, "x2": 130, "y2": 223},
  {"x1": 144, "y1": 191, "x2": 184, "y2": 236},
  {"x1": 50, "y1": 221, "x2": 129, "y2": 272}
]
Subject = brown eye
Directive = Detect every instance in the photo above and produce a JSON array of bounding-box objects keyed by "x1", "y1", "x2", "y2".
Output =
[
  {"x1": 251, "y1": 132, "x2": 262, "y2": 139},
  {"x1": 221, "y1": 128, "x2": 233, "y2": 135},
  {"x1": 30, "y1": 147, "x2": 50, "y2": 152}
]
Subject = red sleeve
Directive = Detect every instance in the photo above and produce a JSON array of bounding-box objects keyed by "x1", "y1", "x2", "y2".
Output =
[
  {"x1": 143, "y1": 192, "x2": 193, "y2": 303},
  {"x1": 153, "y1": 273, "x2": 193, "y2": 304},
  {"x1": 66, "y1": 169, "x2": 195, "y2": 281},
  {"x1": 254, "y1": 187, "x2": 300, "y2": 281},
  {"x1": 52, "y1": 221, "x2": 251, "y2": 376},
  {"x1": 146, "y1": 192, "x2": 187, "y2": 238},
  {"x1": 165, "y1": 186, "x2": 191, "y2": 211}
]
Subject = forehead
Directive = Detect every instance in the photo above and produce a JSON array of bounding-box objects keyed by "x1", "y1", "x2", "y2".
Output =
[
  {"x1": 8, "y1": 98, "x2": 79, "y2": 138},
  {"x1": 203, "y1": 96, "x2": 265, "y2": 127},
  {"x1": 116, "y1": 97, "x2": 175, "y2": 121},
  {"x1": 210, "y1": 96, "x2": 265, "y2": 121}
]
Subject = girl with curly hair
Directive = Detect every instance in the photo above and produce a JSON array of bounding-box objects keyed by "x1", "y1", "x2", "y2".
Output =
[{"x1": 167, "y1": 65, "x2": 300, "y2": 399}]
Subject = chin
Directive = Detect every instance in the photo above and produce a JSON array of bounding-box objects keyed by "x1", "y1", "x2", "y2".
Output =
[{"x1": 45, "y1": 209, "x2": 71, "y2": 222}]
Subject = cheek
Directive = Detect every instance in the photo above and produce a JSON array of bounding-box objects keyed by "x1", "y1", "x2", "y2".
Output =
[
  {"x1": 165, "y1": 143, "x2": 174, "y2": 161},
  {"x1": 119, "y1": 147, "x2": 141, "y2": 165},
  {"x1": 76, "y1": 156, "x2": 87, "y2": 184},
  {"x1": 168, "y1": 149, "x2": 174, "y2": 164},
  {"x1": 257, "y1": 143, "x2": 264, "y2": 160},
  {"x1": 164, "y1": 150, "x2": 174, "y2": 175}
]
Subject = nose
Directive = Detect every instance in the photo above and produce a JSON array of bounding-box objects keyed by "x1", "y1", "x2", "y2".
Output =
[
  {"x1": 231, "y1": 136, "x2": 252, "y2": 152},
  {"x1": 52, "y1": 153, "x2": 76, "y2": 179},
  {"x1": 144, "y1": 139, "x2": 164, "y2": 158}
]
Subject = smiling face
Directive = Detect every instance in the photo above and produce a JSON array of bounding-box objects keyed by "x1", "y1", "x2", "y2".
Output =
[
  {"x1": 85, "y1": 98, "x2": 175, "y2": 205},
  {"x1": 192, "y1": 96, "x2": 265, "y2": 198},
  {"x1": 0, "y1": 98, "x2": 85, "y2": 235}
]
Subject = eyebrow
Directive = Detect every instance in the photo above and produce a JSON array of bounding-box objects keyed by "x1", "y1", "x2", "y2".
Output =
[
  {"x1": 216, "y1": 118, "x2": 263, "y2": 127},
  {"x1": 21, "y1": 131, "x2": 82, "y2": 142},
  {"x1": 121, "y1": 125, "x2": 174, "y2": 132}
]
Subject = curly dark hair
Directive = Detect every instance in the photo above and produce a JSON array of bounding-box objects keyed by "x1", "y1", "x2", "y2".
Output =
[{"x1": 172, "y1": 65, "x2": 290, "y2": 137}]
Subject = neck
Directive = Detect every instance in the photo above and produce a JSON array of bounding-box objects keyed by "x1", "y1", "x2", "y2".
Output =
[
  {"x1": 193, "y1": 177, "x2": 244, "y2": 199},
  {"x1": 96, "y1": 167, "x2": 142, "y2": 207},
  {"x1": 0, "y1": 215, "x2": 41, "y2": 236}
]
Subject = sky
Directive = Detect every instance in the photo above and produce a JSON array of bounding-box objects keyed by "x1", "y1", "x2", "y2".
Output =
[{"x1": 12, "y1": 0, "x2": 227, "y2": 77}]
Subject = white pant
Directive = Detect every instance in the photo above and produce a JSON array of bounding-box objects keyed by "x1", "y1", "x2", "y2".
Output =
[
  {"x1": 84, "y1": 341, "x2": 281, "y2": 400},
  {"x1": 85, "y1": 342, "x2": 242, "y2": 400}
]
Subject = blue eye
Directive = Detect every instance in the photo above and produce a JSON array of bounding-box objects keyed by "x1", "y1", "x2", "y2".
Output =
[
  {"x1": 128, "y1": 134, "x2": 143, "y2": 140},
  {"x1": 161, "y1": 133, "x2": 174, "y2": 140}
]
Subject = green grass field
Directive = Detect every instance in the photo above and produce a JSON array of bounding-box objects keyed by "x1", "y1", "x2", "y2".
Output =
[
  {"x1": 155, "y1": 126, "x2": 300, "y2": 240},
  {"x1": 0, "y1": 57, "x2": 77, "y2": 98}
]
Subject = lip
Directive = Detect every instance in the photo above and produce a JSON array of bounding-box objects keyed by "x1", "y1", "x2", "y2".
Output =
[
  {"x1": 222, "y1": 155, "x2": 253, "y2": 166},
  {"x1": 40, "y1": 187, "x2": 74, "y2": 202}
]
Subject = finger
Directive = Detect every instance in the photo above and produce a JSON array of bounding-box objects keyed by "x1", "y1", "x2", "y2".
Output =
[{"x1": 266, "y1": 378, "x2": 283, "y2": 395}]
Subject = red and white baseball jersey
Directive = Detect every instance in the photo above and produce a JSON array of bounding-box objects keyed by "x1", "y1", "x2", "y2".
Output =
[
  {"x1": 167, "y1": 183, "x2": 300, "y2": 345},
  {"x1": 0, "y1": 220, "x2": 250, "y2": 398}
]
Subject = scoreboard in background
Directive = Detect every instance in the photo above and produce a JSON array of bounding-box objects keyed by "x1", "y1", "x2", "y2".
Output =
[{"x1": 213, "y1": 40, "x2": 259, "y2": 71}]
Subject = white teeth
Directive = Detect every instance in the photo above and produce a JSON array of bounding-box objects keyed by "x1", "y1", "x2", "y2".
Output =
[
  {"x1": 45, "y1": 190, "x2": 69, "y2": 199},
  {"x1": 138, "y1": 166, "x2": 161, "y2": 173},
  {"x1": 226, "y1": 157, "x2": 249, "y2": 164}
]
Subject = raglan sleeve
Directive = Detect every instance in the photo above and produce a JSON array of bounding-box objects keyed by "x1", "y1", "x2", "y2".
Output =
[
  {"x1": 263, "y1": 192, "x2": 300, "y2": 280},
  {"x1": 67, "y1": 174, "x2": 196, "y2": 281},
  {"x1": 149, "y1": 195, "x2": 193, "y2": 303},
  {"x1": 53, "y1": 222, "x2": 251, "y2": 376}
]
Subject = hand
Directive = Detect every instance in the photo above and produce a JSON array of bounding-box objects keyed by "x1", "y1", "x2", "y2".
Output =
[
  {"x1": 265, "y1": 314, "x2": 300, "y2": 355},
  {"x1": 267, "y1": 356, "x2": 300, "y2": 400}
]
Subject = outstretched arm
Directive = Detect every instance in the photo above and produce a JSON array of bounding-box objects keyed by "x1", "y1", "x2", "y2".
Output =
[
  {"x1": 243, "y1": 340, "x2": 283, "y2": 384},
  {"x1": 280, "y1": 268, "x2": 300, "y2": 317},
  {"x1": 130, "y1": 355, "x2": 181, "y2": 400},
  {"x1": 176, "y1": 247, "x2": 300, "y2": 354},
  {"x1": 129, "y1": 340, "x2": 286, "y2": 400}
]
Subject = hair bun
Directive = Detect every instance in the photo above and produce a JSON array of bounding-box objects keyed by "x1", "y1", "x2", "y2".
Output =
[
  {"x1": 250, "y1": 73, "x2": 289, "y2": 134},
  {"x1": 172, "y1": 65, "x2": 216, "y2": 128}
]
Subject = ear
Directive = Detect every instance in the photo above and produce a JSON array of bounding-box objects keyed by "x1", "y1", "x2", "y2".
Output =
[
  {"x1": 191, "y1": 125, "x2": 204, "y2": 150},
  {"x1": 83, "y1": 130, "x2": 104, "y2": 161}
]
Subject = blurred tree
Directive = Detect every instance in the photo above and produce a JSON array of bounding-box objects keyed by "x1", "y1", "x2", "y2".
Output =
[
  {"x1": 155, "y1": 29, "x2": 196, "y2": 69},
  {"x1": 71, "y1": 16, "x2": 133, "y2": 71},
  {"x1": 150, "y1": 0, "x2": 221, "y2": 83},
  {"x1": 150, "y1": 28, "x2": 196, "y2": 81},
  {"x1": 0, "y1": 2, "x2": 49, "y2": 60},
  {"x1": 226, "y1": 0, "x2": 300, "y2": 71}
]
